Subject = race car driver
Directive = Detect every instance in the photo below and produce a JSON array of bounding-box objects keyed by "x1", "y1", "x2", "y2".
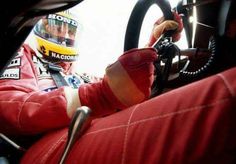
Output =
[{"x1": 0, "y1": 9, "x2": 182, "y2": 135}]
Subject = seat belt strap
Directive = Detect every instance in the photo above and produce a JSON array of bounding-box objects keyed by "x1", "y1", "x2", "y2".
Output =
[{"x1": 48, "y1": 63, "x2": 69, "y2": 88}]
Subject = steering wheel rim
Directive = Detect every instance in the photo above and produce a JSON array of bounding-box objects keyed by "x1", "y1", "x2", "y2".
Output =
[
  {"x1": 124, "y1": 0, "x2": 175, "y2": 97},
  {"x1": 124, "y1": 0, "x2": 173, "y2": 51}
]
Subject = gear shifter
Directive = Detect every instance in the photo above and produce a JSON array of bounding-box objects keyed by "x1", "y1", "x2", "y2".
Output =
[{"x1": 59, "y1": 106, "x2": 91, "y2": 164}]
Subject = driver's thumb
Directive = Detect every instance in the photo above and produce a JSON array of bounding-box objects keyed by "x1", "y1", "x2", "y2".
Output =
[
  {"x1": 147, "y1": 20, "x2": 179, "y2": 47},
  {"x1": 153, "y1": 21, "x2": 179, "y2": 39}
]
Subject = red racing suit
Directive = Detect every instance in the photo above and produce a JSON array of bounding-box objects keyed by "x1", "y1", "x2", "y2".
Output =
[
  {"x1": 21, "y1": 66, "x2": 236, "y2": 163},
  {"x1": 0, "y1": 44, "x2": 76, "y2": 135}
]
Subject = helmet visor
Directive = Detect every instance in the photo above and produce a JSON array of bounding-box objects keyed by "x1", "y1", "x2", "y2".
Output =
[{"x1": 34, "y1": 14, "x2": 80, "y2": 48}]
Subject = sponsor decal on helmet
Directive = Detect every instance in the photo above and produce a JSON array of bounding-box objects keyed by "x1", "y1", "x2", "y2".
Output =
[
  {"x1": 47, "y1": 14, "x2": 78, "y2": 27},
  {"x1": 49, "y1": 50, "x2": 78, "y2": 61}
]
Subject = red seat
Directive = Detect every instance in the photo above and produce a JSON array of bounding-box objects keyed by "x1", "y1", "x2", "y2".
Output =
[{"x1": 21, "y1": 66, "x2": 236, "y2": 164}]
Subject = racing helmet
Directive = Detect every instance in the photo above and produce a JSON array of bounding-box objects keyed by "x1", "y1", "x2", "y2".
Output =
[{"x1": 33, "y1": 10, "x2": 81, "y2": 62}]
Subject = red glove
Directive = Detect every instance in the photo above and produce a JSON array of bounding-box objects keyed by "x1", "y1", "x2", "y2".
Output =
[
  {"x1": 79, "y1": 48, "x2": 157, "y2": 117},
  {"x1": 147, "y1": 12, "x2": 183, "y2": 47}
]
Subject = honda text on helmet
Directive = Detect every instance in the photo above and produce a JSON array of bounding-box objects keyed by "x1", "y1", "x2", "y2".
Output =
[{"x1": 34, "y1": 11, "x2": 81, "y2": 62}]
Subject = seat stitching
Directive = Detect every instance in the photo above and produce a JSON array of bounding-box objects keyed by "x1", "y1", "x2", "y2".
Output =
[
  {"x1": 84, "y1": 98, "x2": 230, "y2": 136},
  {"x1": 40, "y1": 133, "x2": 67, "y2": 164},
  {"x1": 129, "y1": 98, "x2": 230, "y2": 126},
  {"x1": 217, "y1": 73, "x2": 235, "y2": 97},
  {"x1": 83, "y1": 124, "x2": 127, "y2": 136},
  {"x1": 121, "y1": 104, "x2": 139, "y2": 164}
]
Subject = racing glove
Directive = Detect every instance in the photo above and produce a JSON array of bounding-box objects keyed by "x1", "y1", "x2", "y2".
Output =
[
  {"x1": 147, "y1": 12, "x2": 183, "y2": 47},
  {"x1": 78, "y1": 48, "x2": 157, "y2": 117}
]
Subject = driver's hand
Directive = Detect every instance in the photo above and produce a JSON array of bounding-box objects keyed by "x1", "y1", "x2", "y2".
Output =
[
  {"x1": 105, "y1": 48, "x2": 157, "y2": 106},
  {"x1": 146, "y1": 12, "x2": 183, "y2": 47}
]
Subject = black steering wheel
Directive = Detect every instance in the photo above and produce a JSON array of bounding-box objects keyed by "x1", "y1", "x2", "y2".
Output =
[
  {"x1": 124, "y1": 0, "x2": 220, "y2": 97},
  {"x1": 124, "y1": 0, "x2": 179, "y2": 97},
  {"x1": 124, "y1": 0, "x2": 173, "y2": 51}
]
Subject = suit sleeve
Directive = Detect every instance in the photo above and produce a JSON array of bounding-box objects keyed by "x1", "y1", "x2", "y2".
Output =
[
  {"x1": 0, "y1": 86, "x2": 70, "y2": 135},
  {"x1": 0, "y1": 45, "x2": 71, "y2": 135}
]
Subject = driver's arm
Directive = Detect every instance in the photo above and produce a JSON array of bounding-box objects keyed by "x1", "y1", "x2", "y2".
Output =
[{"x1": 66, "y1": 48, "x2": 158, "y2": 117}]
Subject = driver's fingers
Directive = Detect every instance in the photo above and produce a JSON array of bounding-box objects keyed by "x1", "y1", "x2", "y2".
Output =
[
  {"x1": 153, "y1": 20, "x2": 179, "y2": 39},
  {"x1": 146, "y1": 20, "x2": 179, "y2": 47}
]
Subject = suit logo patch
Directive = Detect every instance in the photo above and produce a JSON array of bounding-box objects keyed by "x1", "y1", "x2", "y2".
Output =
[{"x1": 0, "y1": 68, "x2": 20, "y2": 79}]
